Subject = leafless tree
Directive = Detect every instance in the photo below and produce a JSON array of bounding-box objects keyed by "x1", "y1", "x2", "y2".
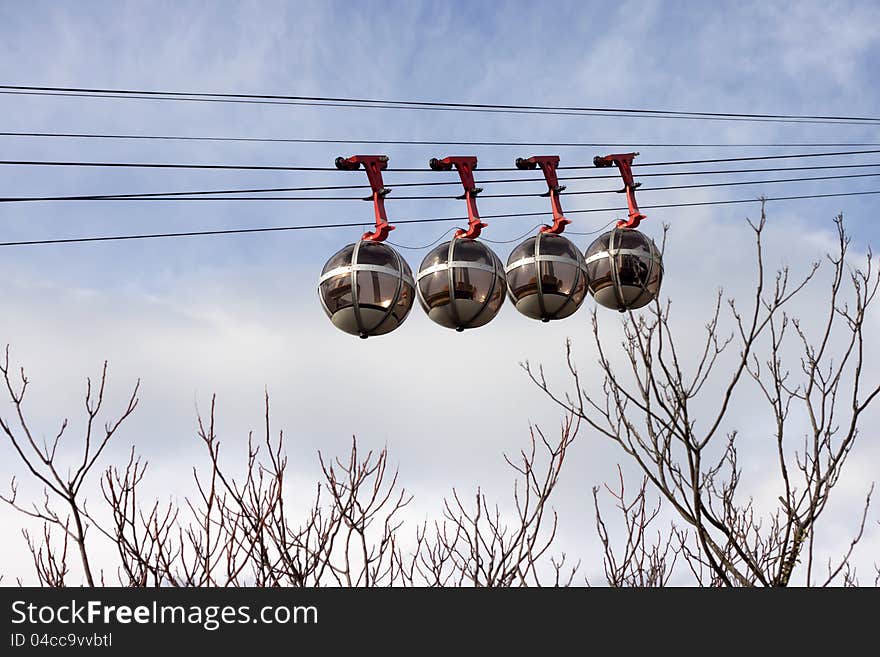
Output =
[
  {"x1": 528, "y1": 208, "x2": 879, "y2": 586},
  {"x1": 2, "y1": 364, "x2": 577, "y2": 586},
  {"x1": 591, "y1": 466, "x2": 679, "y2": 587},
  {"x1": 407, "y1": 417, "x2": 579, "y2": 586},
  {"x1": 2, "y1": 209, "x2": 877, "y2": 587},
  {"x1": 0, "y1": 349, "x2": 139, "y2": 586}
]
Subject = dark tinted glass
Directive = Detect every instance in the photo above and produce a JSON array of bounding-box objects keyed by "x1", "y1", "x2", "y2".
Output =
[
  {"x1": 398, "y1": 254, "x2": 414, "y2": 280},
  {"x1": 647, "y1": 262, "x2": 663, "y2": 295},
  {"x1": 371, "y1": 281, "x2": 415, "y2": 334},
  {"x1": 452, "y1": 267, "x2": 495, "y2": 304},
  {"x1": 421, "y1": 243, "x2": 450, "y2": 271},
  {"x1": 585, "y1": 232, "x2": 612, "y2": 259},
  {"x1": 507, "y1": 263, "x2": 538, "y2": 301},
  {"x1": 394, "y1": 281, "x2": 415, "y2": 320},
  {"x1": 539, "y1": 261, "x2": 579, "y2": 296},
  {"x1": 320, "y1": 274, "x2": 353, "y2": 314},
  {"x1": 355, "y1": 271, "x2": 401, "y2": 310},
  {"x1": 586, "y1": 255, "x2": 614, "y2": 293},
  {"x1": 468, "y1": 271, "x2": 506, "y2": 326},
  {"x1": 322, "y1": 244, "x2": 355, "y2": 275},
  {"x1": 507, "y1": 237, "x2": 536, "y2": 265},
  {"x1": 617, "y1": 253, "x2": 651, "y2": 287},
  {"x1": 418, "y1": 271, "x2": 450, "y2": 310},
  {"x1": 616, "y1": 229, "x2": 652, "y2": 254},
  {"x1": 357, "y1": 241, "x2": 398, "y2": 269},
  {"x1": 539, "y1": 234, "x2": 580, "y2": 259},
  {"x1": 454, "y1": 238, "x2": 496, "y2": 266}
]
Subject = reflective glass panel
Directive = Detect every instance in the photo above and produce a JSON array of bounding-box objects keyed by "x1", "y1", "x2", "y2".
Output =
[
  {"x1": 418, "y1": 271, "x2": 451, "y2": 310},
  {"x1": 320, "y1": 274, "x2": 354, "y2": 314},
  {"x1": 322, "y1": 244, "x2": 355, "y2": 275},
  {"x1": 357, "y1": 241, "x2": 398, "y2": 270},
  {"x1": 355, "y1": 271, "x2": 401, "y2": 310}
]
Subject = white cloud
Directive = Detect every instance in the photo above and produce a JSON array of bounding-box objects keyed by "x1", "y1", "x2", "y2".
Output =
[{"x1": 0, "y1": 0, "x2": 877, "y2": 585}]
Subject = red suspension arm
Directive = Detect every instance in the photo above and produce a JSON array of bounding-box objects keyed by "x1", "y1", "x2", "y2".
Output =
[
  {"x1": 594, "y1": 152, "x2": 647, "y2": 229},
  {"x1": 429, "y1": 156, "x2": 487, "y2": 239},
  {"x1": 516, "y1": 155, "x2": 570, "y2": 234},
  {"x1": 335, "y1": 154, "x2": 394, "y2": 242}
]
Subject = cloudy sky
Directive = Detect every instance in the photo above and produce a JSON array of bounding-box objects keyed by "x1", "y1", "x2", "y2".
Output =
[{"x1": 0, "y1": 0, "x2": 878, "y2": 584}]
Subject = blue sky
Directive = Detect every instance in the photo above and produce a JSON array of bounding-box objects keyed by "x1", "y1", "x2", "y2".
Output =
[{"x1": 0, "y1": 0, "x2": 878, "y2": 584}]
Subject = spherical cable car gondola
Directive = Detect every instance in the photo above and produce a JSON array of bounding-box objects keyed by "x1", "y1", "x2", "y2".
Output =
[
  {"x1": 584, "y1": 152, "x2": 664, "y2": 312},
  {"x1": 415, "y1": 156, "x2": 506, "y2": 331},
  {"x1": 417, "y1": 237, "x2": 506, "y2": 330},
  {"x1": 319, "y1": 239, "x2": 415, "y2": 337},
  {"x1": 506, "y1": 232, "x2": 588, "y2": 321},
  {"x1": 584, "y1": 227, "x2": 662, "y2": 311},
  {"x1": 504, "y1": 156, "x2": 589, "y2": 322},
  {"x1": 318, "y1": 155, "x2": 415, "y2": 338}
]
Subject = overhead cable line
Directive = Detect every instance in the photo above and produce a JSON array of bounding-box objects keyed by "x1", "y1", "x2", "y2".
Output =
[
  {"x1": 1, "y1": 189, "x2": 877, "y2": 248},
  {"x1": 1, "y1": 85, "x2": 879, "y2": 126},
  {"x1": 0, "y1": 159, "x2": 343, "y2": 172},
  {"x1": 629, "y1": 149, "x2": 880, "y2": 168},
  {"x1": 1, "y1": 149, "x2": 878, "y2": 174},
  {"x1": 2, "y1": 163, "x2": 880, "y2": 202},
  {"x1": 3, "y1": 171, "x2": 877, "y2": 203},
  {"x1": 5, "y1": 90, "x2": 758, "y2": 122},
  {"x1": 1, "y1": 130, "x2": 879, "y2": 148},
  {"x1": 586, "y1": 162, "x2": 880, "y2": 179},
  {"x1": 14, "y1": 90, "x2": 823, "y2": 123}
]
